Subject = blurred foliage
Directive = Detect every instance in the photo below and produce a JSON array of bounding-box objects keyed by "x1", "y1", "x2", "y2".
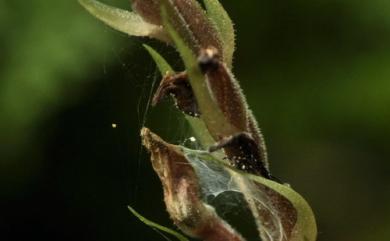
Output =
[
  {"x1": 0, "y1": 0, "x2": 120, "y2": 188},
  {"x1": 0, "y1": 1, "x2": 389, "y2": 241}
]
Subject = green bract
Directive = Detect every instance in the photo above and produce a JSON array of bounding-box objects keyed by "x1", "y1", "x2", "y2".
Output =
[{"x1": 78, "y1": 0, "x2": 168, "y2": 41}]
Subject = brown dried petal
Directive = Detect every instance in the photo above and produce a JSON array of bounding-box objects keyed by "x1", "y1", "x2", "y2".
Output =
[{"x1": 141, "y1": 128, "x2": 245, "y2": 241}]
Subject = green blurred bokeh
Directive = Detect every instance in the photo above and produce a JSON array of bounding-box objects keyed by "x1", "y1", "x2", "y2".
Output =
[{"x1": 1, "y1": 1, "x2": 389, "y2": 241}]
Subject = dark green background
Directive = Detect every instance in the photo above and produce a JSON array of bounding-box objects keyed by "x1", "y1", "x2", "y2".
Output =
[{"x1": 1, "y1": 0, "x2": 389, "y2": 240}]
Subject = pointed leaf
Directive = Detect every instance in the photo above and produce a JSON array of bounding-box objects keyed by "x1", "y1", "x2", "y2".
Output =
[
  {"x1": 78, "y1": 0, "x2": 168, "y2": 41},
  {"x1": 143, "y1": 44, "x2": 173, "y2": 76},
  {"x1": 128, "y1": 206, "x2": 190, "y2": 241}
]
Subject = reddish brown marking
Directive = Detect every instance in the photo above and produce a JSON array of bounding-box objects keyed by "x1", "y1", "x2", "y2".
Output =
[{"x1": 153, "y1": 72, "x2": 200, "y2": 117}]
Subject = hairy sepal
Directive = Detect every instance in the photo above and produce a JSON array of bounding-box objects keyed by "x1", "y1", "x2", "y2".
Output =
[
  {"x1": 160, "y1": 0, "x2": 224, "y2": 59},
  {"x1": 203, "y1": 0, "x2": 236, "y2": 68},
  {"x1": 134, "y1": 0, "x2": 232, "y2": 65},
  {"x1": 128, "y1": 206, "x2": 190, "y2": 241},
  {"x1": 161, "y1": 5, "x2": 240, "y2": 141},
  {"x1": 131, "y1": 0, "x2": 162, "y2": 25}
]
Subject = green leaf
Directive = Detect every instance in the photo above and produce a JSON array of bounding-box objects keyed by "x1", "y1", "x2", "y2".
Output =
[
  {"x1": 143, "y1": 44, "x2": 173, "y2": 76},
  {"x1": 128, "y1": 206, "x2": 190, "y2": 241},
  {"x1": 78, "y1": 0, "x2": 168, "y2": 41},
  {"x1": 203, "y1": 0, "x2": 236, "y2": 68}
]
